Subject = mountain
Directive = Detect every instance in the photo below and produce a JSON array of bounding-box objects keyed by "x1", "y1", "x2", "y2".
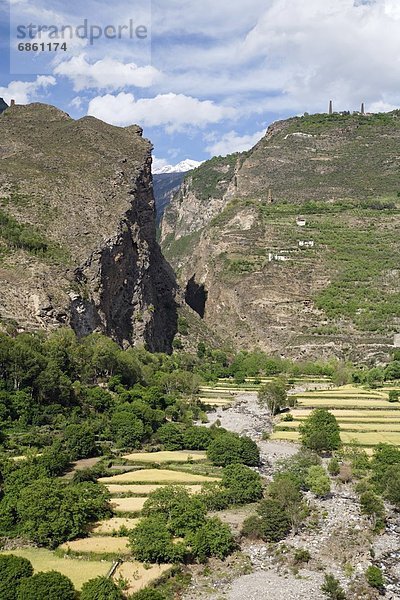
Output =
[
  {"x1": 0, "y1": 102, "x2": 177, "y2": 351},
  {"x1": 153, "y1": 159, "x2": 203, "y2": 174},
  {"x1": 161, "y1": 111, "x2": 400, "y2": 362},
  {"x1": 153, "y1": 159, "x2": 203, "y2": 224}
]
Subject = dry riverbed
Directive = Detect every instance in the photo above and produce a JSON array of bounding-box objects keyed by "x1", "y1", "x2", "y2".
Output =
[{"x1": 185, "y1": 391, "x2": 400, "y2": 600}]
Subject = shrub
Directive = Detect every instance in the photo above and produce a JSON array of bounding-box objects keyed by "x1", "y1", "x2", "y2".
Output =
[
  {"x1": 293, "y1": 548, "x2": 311, "y2": 564},
  {"x1": 188, "y1": 517, "x2": 235, "y2": 563},
  {"x1": 0, "y1": 554, "x2": 33, "y2": 600},
  {"x1": 222, "y1": 464, "x2": 263, "y2": 505},
  {"x1": 305, "y1": 466, "x2": 331, "y2": 497},
  {"x1": 256, "y1": 498, "x2": 291, "y2": 542},
  {"x1": 388, "y1": 390, "x2": 400, "y2": 403},
  {"x1": 365, "y1": 565, "x2": 385, "y2": 590},
  {"x1": 282, "y1": 413, "x2": 294, "y2": 422},
  {"x1": 17, "y1": 571, "x2": 75, "y2": 600},
  {"x1": 321, "y1": 573, "x2": 346, "y2": 600},
  {"x1": 241, "y1": 515, "x2": 263, "y2": 540},
  {"x1": 130, "y1": 590, "x2": 166, "y2": 600},
  {"x1": 328, "y1": 457, "x2": 340, "y2": 476},
  {"x1": 80, "y1": 576, "x2": 124, "y2": 600},
  {"x1": 300, "y1": 409, "x2": 341, "y2": 453},
  {"x1": 383, "y1": 464, "x2": 400, "y2": 507},
  {"x1": 276, "y1": 449, "x2": 321, "y2": 489},
  {"x1": 267, "y1": 473, "x2": 307, "y2": 530}
]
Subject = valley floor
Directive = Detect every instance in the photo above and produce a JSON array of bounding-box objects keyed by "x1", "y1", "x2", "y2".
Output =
[{"x1": 183, "y1": 391, "x2": 400, "y2": 600}]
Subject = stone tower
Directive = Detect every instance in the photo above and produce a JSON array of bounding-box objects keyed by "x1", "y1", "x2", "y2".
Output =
[{"x1": 329, "y1": 100, "x2": 333, "y2": 115}]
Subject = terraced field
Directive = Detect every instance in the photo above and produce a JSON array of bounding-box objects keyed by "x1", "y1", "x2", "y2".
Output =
[
  {"x1": 273, "y1": 384, "x2": 400, "y2": 449},
  {"x1": 0, "y1": 549, "x2": 112, "y2": 590}
]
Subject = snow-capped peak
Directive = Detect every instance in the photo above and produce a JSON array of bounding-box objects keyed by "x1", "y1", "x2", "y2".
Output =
[{"x1": 153, "y1": 159, "x2": 203, "y2": 174}]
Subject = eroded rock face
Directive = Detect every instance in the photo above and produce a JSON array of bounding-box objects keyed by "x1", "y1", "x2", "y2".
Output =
[
  {"x1": 161, "y1": 112, "x2": 400, "y2": 361},
  {"x1": 0, "y1": 102, "x2": 177, "y2": 351}
]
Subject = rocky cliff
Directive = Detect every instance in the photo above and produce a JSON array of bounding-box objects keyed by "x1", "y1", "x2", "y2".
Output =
[
  {"x1": 0, "y1": 102, "x2": 177, "y2": 351},
  {"x1": 161, "y1": 112, "x2": 400, "y2": 362}
]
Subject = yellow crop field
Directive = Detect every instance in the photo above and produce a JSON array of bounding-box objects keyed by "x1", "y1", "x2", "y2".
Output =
[
  {"x1": 291, "y1": 409, "x2": 400, "y2": 418},
  {"x1": 106, "y1": 484, "x2": 203, "y2": 495},
  {"x1": 92, "y1": 517, "x2": 140, "y2": 535},
  {"x1": 99, "y1": 469, "x2": 220, "y2": 485},
  {"x1": 297, "y1": 398, "x2": 391, "y2": 408},
  {"x1": 272, "y1": 428, "x2": 400, "y2": 447},
  {"x1": 277, "y1": 421, "x2": 400, "y2": 432},
  {"x1": 113, "y1": 561, "x2": 172, "y2": 595},
  {"x1": 111, "y1": 497, "x2": 147, "y2": 513},
  {"x1": 60, "y1": 536, "x2": 130, "y2": 555},
  {"x1": 122, "y1": 451, "x2": 206, "y2": 463},
  {"x1": 0, "y1": 549, "x2": 111, "y2": 590}
]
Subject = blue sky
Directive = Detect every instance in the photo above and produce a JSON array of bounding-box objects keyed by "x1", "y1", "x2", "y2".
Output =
[{"x1": 1, "y1": 0, "x2": 400, "y2": 168}]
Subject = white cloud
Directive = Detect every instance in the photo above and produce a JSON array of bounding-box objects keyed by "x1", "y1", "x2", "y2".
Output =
[
  {"x1": 0, "y1": 76, "x2": 56, "y2": 104},
  {"x1": 150, "y1": 0, "x2": 400, "y2": 115},
  {"x1": 87, "y1": 92, "x2": 236, "y2": 132},
  {"x1": 152, "y1": 156, "x2": 169, "y2": 171},
  {"x1": 205, "y1": 129, "x2": 266, "y2": 156},
  {"x1": 54, "y1": 55, "x2": 159, "y2": 91}
]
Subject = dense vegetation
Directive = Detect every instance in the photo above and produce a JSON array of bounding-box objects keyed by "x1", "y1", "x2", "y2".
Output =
[{"x1": 0, "y1": 329, "x2": 398, "y2": 597}]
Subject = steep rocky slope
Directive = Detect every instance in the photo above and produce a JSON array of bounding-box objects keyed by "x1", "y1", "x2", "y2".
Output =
[
  {"x1": 0, "y1": 102, "x2": 177, "y2": 351},
  {"x1": 153, "y1": 172, "x2": 185, "y2": 225},
  {"x1": 161, "y1": 112, "x2": 400, "y2": 361}
]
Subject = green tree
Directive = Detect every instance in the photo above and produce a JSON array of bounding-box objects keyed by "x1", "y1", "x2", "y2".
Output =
[
  {"x1": 80, "y1": 576, "x2": 124, "y2": 600},
  {"x1": 64, "y1": 423, "x2": 98, "y2": 460},
  {"x1": 183, "y1": 426, "x2": 212, "y2": 450},
  {"x1": 300, "y1": 409, "x2": 341, "y2": 452},
  {"x1": 129, "y1": 515, "x2": 183, "y2": 563},
  {"x1": 0, "y1": 554, "x2": 33, "y2": 600},
  {"x1": 305, "y1": 465, "x2": 331, "y2": 497},
  {"x1": 258, "y1": 379, "x2": 292, "y2": 416},
  {"x1": 359, "y1": 490, "x2": 385, "y2": 530},
  {"x1": 207, "y1": 432, "x2": 242, "y2": 466},
  {"x1": 17, "y1": 571, "x2": 75, "y2": 600},
  {"x1": 207, "y1": 432, "x2": 259, "y2": 467},
  {"x1": 110, "y1": 411, "x2": 145, "y2": 448},
  {"x1": 8, "y1": 479, "x2": 109, "y2": 548},
  {"x1": 256, "y1": 498, "x2": 290, "y2": 542},
  {"x1": 188, "y1": 517, "x2": 235, "y2": 563},
  {"x1": 142, "y1": 486, "x2": 206, "y2": 536},
  {"x1": 268, "y1": 473, "x2": 307, "y2": 530},
  {"x1": 222, "y1": 464, "x2": 263, "y2": 505},
  {"x1": 370, "y1": 444, "x2": 400, "y2": 492},
  {"x1": 238, "y1": 436, "x2": 260, "y2": 467},
  {"x1": 155, "y1": 423, "x2": 185, "y2": 450}
]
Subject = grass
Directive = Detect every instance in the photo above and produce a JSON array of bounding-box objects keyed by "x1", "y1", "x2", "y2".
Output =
[
  {"x1": 59, "y1": 537, "x2": 130, "y2": 555},
  {"x1": 111, "y1": 497, "x2": 147, "y2": 514},
  {"x1": 92, "y1": 517, "x2": 140, "y2": 535},
  {"x1": 98, "y1": 469, "x2": 220, "y2": 485},
  {"x1": 113, "y1": 561, "x2": 173, "y2": 596},
  {"x1": 121, "y1": 451, "x2": 207, "y2": 463},
  {"x1": 0, "y1": 549, "x2": 111, "y2": 590}
]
